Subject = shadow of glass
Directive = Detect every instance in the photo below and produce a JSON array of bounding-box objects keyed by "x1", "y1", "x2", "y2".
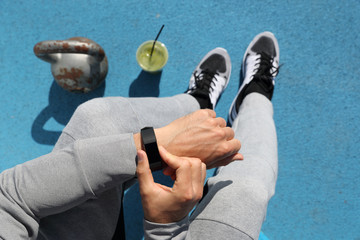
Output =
[
  {"x1": 31, "y1": 80, "x2": 105, "y2": 145},
  {"x1": 129, "y1": 70, "x2": 162, "y2": 97}
]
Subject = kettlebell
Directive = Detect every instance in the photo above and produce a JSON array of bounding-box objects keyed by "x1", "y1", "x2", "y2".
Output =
[{"x1": 34, "y1": 37, "x2": 108, "y2": 93}]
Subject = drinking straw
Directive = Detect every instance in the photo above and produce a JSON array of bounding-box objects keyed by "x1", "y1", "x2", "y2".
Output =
[{"x1": 150, "y1": 24, "x2": 165, "y2": 58}]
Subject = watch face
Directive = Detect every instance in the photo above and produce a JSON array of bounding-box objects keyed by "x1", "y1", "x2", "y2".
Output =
[
  {"x1": 141, "y1": 127, "x2": 157, "y2": 145},
  {"x1": 141, "y1": 127, "x2": 163, "y2": 171}
]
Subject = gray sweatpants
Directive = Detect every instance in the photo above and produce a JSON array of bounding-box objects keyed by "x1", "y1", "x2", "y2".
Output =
[
  {"x1": 39, "y1": 92, "x2": 277, "y2": 240},
  {"x1": 189, "y1": 93, "x2": 278, "y2": 240}
]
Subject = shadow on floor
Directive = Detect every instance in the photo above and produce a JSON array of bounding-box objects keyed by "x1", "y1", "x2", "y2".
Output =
[
  {"x1": 31, "y1": 80, "x2": 105, "y2": 145},
  {"x1": 129, "y1": 70, "x2": 162, "y2": 97}
]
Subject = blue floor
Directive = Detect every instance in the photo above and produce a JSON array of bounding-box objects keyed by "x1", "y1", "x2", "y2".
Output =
[{"x1": 1, "y1": 0, "x2": 359, "y2": 239}]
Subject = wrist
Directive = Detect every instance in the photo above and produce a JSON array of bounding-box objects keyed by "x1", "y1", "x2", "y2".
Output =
[
  {"x1": 144, "y1": 210, "x2": 188, "y2": 224},
  {"x1": 143, "y1": 216, "x2": 190, "y2": 238},
  {"x1": 133, "y1": 133, "x2": 143, "y2": 151},
  {"x1": 154, "y1": 127, "x2": 169, "y2": 150},
  {"x1": 134, "y1": 128, "x2": 168, "y2": 151}
]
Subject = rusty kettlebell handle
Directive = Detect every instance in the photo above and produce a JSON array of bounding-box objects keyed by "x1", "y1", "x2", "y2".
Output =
[{"x1": 34, "y1": 37, "x2": 105, "y2": 62}]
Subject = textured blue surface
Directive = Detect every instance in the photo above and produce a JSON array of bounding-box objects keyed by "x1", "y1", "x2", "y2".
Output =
[{"x1": 1, "y1": 0, "x2": 360, "y2": 239}]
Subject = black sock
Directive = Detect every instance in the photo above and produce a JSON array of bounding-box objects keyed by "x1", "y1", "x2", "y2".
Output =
[
  {"x1": 189, "y1": 91, "x2": 212, "y2": 109},
  {"x1": 236, "y1": 79, "x2": 274, "y2": 110}
]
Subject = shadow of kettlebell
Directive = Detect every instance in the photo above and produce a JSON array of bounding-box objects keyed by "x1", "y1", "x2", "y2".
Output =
[{"x1": 31, "y1": 80, "x2": 105, "y2": 145}]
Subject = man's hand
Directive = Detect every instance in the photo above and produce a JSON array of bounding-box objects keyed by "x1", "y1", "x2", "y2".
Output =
[
  {"x1": 137, "y1": 146, "x2": 206, "y2": 224},
  {"x1": 155, "y1": 109, "x2": 243, "y2": 169}
]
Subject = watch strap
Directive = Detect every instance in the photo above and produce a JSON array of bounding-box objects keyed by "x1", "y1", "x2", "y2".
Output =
[{"x1": 140, "y1": 127, "x2": 163, "y2": 171}]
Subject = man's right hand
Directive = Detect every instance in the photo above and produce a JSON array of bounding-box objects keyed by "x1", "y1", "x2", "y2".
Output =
[{"x1": 137, "y1": 147, "x2": 206, "y2": 223}]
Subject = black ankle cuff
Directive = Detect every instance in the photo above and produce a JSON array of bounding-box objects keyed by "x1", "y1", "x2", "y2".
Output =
[
  {"x1": 188, "y1": 91, "x2": 212, "y2": 109},
  {"x1": 235, "y1": 80, "x2": 274, "y2": 110}
]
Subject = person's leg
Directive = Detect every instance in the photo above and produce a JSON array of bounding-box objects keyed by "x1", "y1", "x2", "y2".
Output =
[
  {"x1": 53, "y1": 94, "x2": 200, "y2": 151},
  {"x1": 189, "y1": 93, "x2": 278, "y2": 240},
  {"x1": 188, "y1": 32, "x2": 280, "y2": 240}
]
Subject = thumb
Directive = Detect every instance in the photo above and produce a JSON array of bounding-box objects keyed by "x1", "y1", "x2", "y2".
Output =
[{"x1": 136, "y1": 150, "x2": 155, "y2": 192}]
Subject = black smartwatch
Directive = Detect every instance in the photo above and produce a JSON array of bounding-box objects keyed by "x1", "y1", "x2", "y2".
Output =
[{"x1": 140, "y1": 127, "x2": 163, "y2": 171}]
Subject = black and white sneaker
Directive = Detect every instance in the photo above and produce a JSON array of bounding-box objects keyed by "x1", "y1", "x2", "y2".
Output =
[
  {"x1": 186, "y1": 48, "x2": 231, "y2": 109},
  {"x1": 228, "y1": 31, "x2": 280, "y2": 126}
]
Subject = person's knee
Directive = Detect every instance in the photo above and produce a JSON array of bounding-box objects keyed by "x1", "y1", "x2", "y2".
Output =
[
  {"x1": 248, "y1": 178, "x2": 272, "y2": 199},
  {"x1": 74, "y1": 97, "x2": 112, "y2": 120},
  {"x1": 189, "y1": 219, "x2": 253, "y2": 240},
  {"x1": 64, "y1": 97, "x2": 125, "y2": 137},
  {"x1": 210, "y1": 175, "x2": 274, "y2": 206},
  {"x1": 65, "y1": 97, "x2": 138, "y2": 138}
]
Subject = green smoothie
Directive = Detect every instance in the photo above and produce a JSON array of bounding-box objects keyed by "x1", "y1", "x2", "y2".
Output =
[{"x1": 136, "y1": 40, "x2": 168, "y2": 72}]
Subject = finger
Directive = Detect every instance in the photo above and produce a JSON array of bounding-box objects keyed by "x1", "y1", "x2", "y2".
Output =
[
  {"x1": 196, "y1": 161, "x2": 207, "y2": 187},
  {"x1": 235, "y1": 153, "x2": 244, "y2": 160},
  {"x1": 201, "y1": 162, "x2": 207, "y2": 185},
  {"x1": 215, "y1": 117, "x2": 227, "y2": 127},
  {"x1": 222, "y1": 127, "x2": 235, "y2": 140},
  {"x1": 189, "y1": 158, "x2": 203, "y2": 188},
  {"x1": 189, "y1": 159, "x2": 206, "y2": 200},
  {"x1": 226, "y1": 138, "x2": 242, "y2": 153},
  {"x1": 136, "y1": 150, "x2": 155, "y2": 194},
  {"x1": 159, "y1": 147, "x2": 193, "y2": 192},
  {"x1": 210, "y1": 138, "x2": 241, "y2": 161},
  {"x1": 159, "y1": 146, "x2": 182, "y2": 170},
  {"x1": 206, "y1": 153, "x2": 243, "y2": 169},
  {"x1": 201, "y1": 109, "x2": 216, "y2": 118},
  {"x1": 162, "y1": 163, "x2": 177, "y2": 181}
]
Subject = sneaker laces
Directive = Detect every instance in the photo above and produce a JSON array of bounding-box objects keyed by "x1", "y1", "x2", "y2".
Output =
[
  {"x1": 252, "y1": 52, "x2": 280, "y2": 85},
  {"x1": 190, "y1": 69, "x2": 220, "y2": 94}
]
